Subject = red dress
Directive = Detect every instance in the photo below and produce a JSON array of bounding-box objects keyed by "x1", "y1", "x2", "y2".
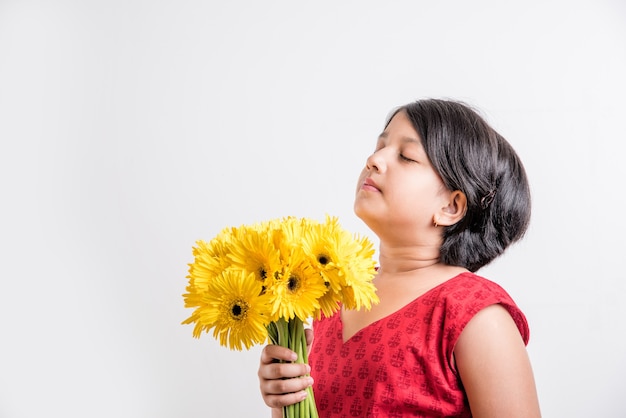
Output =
[{"x1": 308, "y1": 272, "x2": 529, "y2": 417}]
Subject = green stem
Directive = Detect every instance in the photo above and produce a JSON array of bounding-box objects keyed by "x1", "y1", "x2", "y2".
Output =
[{"x1": 267, "y1": 317, "x2": 318, "y2": 418}]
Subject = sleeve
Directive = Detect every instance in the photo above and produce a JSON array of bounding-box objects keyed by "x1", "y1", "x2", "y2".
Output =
[{"x1": 441, "y1": 274, "x2": 530, "y2": 372}]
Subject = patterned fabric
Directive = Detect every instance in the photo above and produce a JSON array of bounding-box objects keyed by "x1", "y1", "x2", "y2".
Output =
[{"x1": 308, "y1": 272, "x2": 529, "y2": 417}]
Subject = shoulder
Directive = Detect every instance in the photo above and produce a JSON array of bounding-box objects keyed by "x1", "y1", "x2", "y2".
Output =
[{"x1": 442, "y1": 272, "x2": 529, "y2": 343}]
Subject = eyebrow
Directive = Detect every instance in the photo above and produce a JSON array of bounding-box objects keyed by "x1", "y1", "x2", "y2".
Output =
[{"x1": 378, "y1": 131, "x2": 422, "y2": 145}]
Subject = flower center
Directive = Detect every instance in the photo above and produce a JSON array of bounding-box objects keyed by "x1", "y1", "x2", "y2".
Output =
[
  {"x1": 287, "y1": 275, "x2": 301, "y2": 293},
  {"x1": 318, "y1": 254, "x2": 330, "y2": 265},
  {"x1": 230, "y1": 299, "x2": 248, "y2": 320}
]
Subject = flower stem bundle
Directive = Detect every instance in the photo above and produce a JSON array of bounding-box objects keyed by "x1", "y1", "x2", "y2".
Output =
[
  {"x1": 182, "y1": 216, "x2": 378, "y2": 417},
  {"x1": 267, "y1": 317, "x2": 317, "y2": 418}
]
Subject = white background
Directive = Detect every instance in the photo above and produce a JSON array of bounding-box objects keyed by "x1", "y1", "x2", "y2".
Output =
[{"x1": 1, "y1": 1, "x2": 625, "y2": 417}]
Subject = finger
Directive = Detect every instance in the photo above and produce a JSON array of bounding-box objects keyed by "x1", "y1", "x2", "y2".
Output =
[
  {"x1": 259, "y1": 360, "x2": 311, "y2": 381},
  {"x1": 263, "y1": 389, "x2": 310, "y2": 409},
  {"x1": 261, "y1": 374, "x2": 314, "y2": 397},
  {"x1": 260, "y1": 344, "x2": 297, "y2": 365}
]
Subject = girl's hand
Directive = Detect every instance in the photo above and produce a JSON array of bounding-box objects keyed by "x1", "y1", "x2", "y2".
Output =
[{"x1": 258, "y1": 329, "x2": 314, "y2": 417}]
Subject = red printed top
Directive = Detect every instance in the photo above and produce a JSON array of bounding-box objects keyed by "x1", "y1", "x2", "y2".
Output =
[{"x1": 308, "y1": 272, "x2": 529, "y2": 417}]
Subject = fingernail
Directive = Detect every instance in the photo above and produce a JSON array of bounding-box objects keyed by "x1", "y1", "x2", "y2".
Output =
[
  {"x1": 305, "y1": 364, "x2": 311, "y2": 373},
  {"x1": 299, "y1": 390, "x2": 308, "y2": 400}
]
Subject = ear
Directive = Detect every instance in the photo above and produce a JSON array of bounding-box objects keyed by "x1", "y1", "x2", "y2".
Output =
[{"x1": 434, "y1": 190, "x2": 467, "y2": 227}]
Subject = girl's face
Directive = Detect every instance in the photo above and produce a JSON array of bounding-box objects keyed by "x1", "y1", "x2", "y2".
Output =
[{"x1": 354, "y1": 110, "x2": 450, "y2": 240}]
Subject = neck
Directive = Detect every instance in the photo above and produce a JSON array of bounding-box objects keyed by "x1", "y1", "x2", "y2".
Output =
[{"x1": 376, "y1": 241, "x2": 441, "y2": 274}]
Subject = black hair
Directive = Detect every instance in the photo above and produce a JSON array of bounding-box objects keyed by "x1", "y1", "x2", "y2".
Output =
[{"x1": 390, "y1": 99, "x2": 531, "y2": 272}]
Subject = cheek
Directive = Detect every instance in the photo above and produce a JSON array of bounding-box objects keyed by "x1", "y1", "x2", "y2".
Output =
[{"x1": 396, "y1": 178, "x2": 440, "y2": 210}]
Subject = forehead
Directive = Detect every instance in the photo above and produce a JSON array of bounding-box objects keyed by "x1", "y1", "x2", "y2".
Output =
[{"x1": 380, "y1": 111, "x2": 423, "y2": 145}]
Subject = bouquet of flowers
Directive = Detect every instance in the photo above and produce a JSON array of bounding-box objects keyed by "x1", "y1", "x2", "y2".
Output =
[{"x1": 182, "y1": 216, "x2": 378, "y2": 418}]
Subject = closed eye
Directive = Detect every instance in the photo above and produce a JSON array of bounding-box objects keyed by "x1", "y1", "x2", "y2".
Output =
[{"x1": 400, "y1": 154, "x2": 416, "y2": 163}]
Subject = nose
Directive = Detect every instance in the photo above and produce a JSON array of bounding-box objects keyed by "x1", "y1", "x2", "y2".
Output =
[{"x1": 366, "y1": 150, "x2": 386, "y2": 173}]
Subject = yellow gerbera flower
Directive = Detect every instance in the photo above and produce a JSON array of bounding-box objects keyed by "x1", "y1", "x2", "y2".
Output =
[
  {"x1": 182, "y1": 269, "x2": 272, "y2": 351},
  {"x1": 314, "y1": 286, "x2": 342, "y2": 319},
  {"x1": 183, "y1": 235, "x2": 233, "y2": 309},
  {"x1": 227, "y1": 224, "x2": 282, "y2": 286},
  {"x1": 272, "y1": 216, "x2": 311, "y2": 254},
  {"x1": 300, "y1": 216, "x2": 343, "y2": 290},
  {"x1": 183, "y1": 225, "x2": 243, "y2": 302},
  {"x1": 338, "y1": 234, "x2": 378, "y2": 310},
  {"x1": 267, "y1": 248, "x2": 326, "y2": 321},
  {"x1": 310, "y1": 216, "x2": 378, "y2": 311}
]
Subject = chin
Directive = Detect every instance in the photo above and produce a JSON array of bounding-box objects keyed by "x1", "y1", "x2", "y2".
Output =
[
  {"x1": 353, "y1": 203, "x2": 376, "y2": 229},
  {"x1": 353, "y1": 199, "x2": 365, "y2": 219}
]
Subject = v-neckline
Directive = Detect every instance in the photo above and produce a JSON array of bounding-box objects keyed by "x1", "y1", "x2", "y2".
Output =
[{"x1": 339, "y1": 272, "x2": 468, "y2": 344}]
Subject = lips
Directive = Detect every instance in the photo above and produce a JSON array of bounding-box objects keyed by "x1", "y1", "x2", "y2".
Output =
[{"x1": 362, "y1": 177, "x2": 381, "y2": 192}]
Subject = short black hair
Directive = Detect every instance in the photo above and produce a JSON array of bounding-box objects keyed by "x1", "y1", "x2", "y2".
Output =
[{"x1": 390, "y1": 99, "x2": 531, "y2": 272}]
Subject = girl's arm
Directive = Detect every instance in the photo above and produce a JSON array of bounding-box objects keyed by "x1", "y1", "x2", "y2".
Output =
[{"x1": 455, "y1": 304, "x2": 541, "y2": 418}]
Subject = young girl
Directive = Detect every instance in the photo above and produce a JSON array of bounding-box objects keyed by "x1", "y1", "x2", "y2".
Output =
[{"x1": 258, "y1": 99, "x2": 541, "y2": 417}]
